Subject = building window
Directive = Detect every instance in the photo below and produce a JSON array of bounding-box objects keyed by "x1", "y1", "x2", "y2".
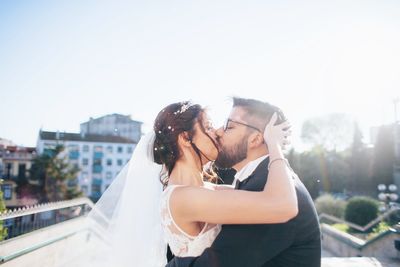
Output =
[
  {"x1": 82, "y1": 158, "x2": 89, "y2": 166},
  {"x1": 18, "y1": 164, "x2": 27, "y2": 180},
  {"x1": 2, "y1": 185, "x2": 12, "y2": 200},
  {"x1": 94, "y1": 146, "x2": 103, "y2": 152},
  {"x1": 6, "y1": 163, "x2": 12, "y2": 179},
  {"x1": 93, "y1": 159, "x2": 102, "y2": 166},
  {"x1": 107, "y1": 159, "x2": 112, "y2": 166},
  {"x1": 117, "y1": 146, "x2": 123, "y2": 153},
  {"x1": 127, "y1": 146, "x2": 133, "y2": 154},
  {"x1": 83, "y1": 145, "x2": 89, "y2": 152},
  {"x1": 68, "y1": 144, "x2": 79, "y2": 151},
  {"x1": 106, "y1": 146, "x2": 113, "y2": 153},
  {"x1": 106, "y1": 172, "x2": 112, "y2": 179},
  {"x1": 117, "y1": 159, "x2": 123, "y2": 166}
]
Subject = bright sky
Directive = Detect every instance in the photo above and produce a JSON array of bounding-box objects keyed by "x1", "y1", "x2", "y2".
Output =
[{"x1": 1, "y1": 0, "x2": 399, "y2": 149}]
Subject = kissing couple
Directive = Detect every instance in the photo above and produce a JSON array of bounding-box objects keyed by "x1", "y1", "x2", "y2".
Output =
[{"x1": 79, "y1": 97, "x2": 321, "y2": 267}]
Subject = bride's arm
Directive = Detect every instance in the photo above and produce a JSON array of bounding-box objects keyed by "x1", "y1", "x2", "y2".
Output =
[
  {"x1": 171, "y1": 115, "x2": 298, "y2": 225},
  {"x1": 204, "y1": 182, "x2": 235, "y2": 190},
  {"x1": 213, "y1": 184, "x2": 235, "y2": 190}
]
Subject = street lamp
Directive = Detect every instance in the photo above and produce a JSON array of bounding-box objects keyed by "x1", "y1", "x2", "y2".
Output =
[{"x1": 378, "y1": 184, "x2": 399, "y2": 211}]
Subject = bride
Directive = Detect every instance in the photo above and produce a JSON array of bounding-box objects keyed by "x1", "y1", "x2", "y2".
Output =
[{"x1": 69, "y1": 101, "x2": 296, "y2": 267}]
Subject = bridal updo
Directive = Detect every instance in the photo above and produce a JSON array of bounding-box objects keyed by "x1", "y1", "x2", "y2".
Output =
[{"x1": 153, "y1": 101, "x2": 205, "y2": 186}]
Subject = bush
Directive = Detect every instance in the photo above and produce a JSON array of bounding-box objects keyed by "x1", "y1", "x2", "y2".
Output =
[
  {"x1": 0, "y1": 188, "x2": 8, "y2": 241},
  {"x1": 366, "y1": 221, "x2": 391, "y2": 239},
  {"x1": 344, "y1": 196, "x2": 379, "y2": 226},
  {"x1": 315, "y1": 193, "x2": 347, "y2": 218},
  {"x1": 332, "y1": 223, "x2": 349, "y2": 233}
]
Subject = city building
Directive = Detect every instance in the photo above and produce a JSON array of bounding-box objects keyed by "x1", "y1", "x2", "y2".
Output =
[
  {"x1": 36, "y1": 130, "x2": 137, "y2": 201},
  {"x1": 0, "y1": 144, "x2": 37, "y2": 207},
  {"x1": 80, "y1": 114, "x2": 142, "y2": 143},
  {"x1": 0, "y1": 145, "x2": 36, "y2": 181}
]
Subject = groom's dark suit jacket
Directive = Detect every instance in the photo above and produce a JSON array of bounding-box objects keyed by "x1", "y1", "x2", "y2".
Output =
[{"x1": 165, "y1": 158, "x2": 321, "y2": 267}]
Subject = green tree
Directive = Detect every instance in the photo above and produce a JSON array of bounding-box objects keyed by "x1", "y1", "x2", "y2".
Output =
[
  {"x1": 0, "y1": 180, "x2": 8, "y2": 241},
  {"x1": 301, "y1": 113, "x2": 354, "y2": 151},
  {"x1": 325, "y1": 150, "x2": 349, "y2": 193},
  {"x1": 30, "y1": 145, "x2": 82, "y2": 202},
  {"x1": 346, "y1": 122, "x2": 373, "y2": 195},
  {"x1": 371, "y1": 125, "x2": 395, "y2": 187},
  {"x1": 300, "y1": 114, "x2": 355, "y2": 194},
  {"x1": 288, "y1": 148, "x2": 321, "y2": 198}
]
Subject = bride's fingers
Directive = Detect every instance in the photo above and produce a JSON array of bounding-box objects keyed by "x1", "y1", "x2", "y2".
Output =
[
  {"x1": 283, "y1": 129, "x2": 292, "y2": 137},
  {"x1": 278, "y1": 121, "x2": 291, "y2": 130},
  {"x1": 264, "y1": 113, "x2": 278, "y2": 141},
  {"x1": 267, "y1": 113, "x2": 278, "y2": 127}
]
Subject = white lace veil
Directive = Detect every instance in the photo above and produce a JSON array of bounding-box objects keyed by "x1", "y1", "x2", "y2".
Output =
[{"x1": 57, "y1": 131, "x2": 167, "y2": 267}]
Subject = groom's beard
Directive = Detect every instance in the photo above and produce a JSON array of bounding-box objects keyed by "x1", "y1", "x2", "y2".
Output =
[{"x1": 215, "y1": 138, "x2": 248, "y2": 169}]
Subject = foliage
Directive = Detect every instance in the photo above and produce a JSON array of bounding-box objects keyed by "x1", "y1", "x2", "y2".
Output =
[
  {"x1": 344, "y1": 196, "x2": 379, "y2": 226},
  {"x1": 331, "y1": 221, "x2": 391, "y2": 240},
  {"x1": 301, "y1": 113, "x2": 354, "y2": 151},
  {"x1": 346, "y1": 122, "x2": 374, "y2": 195},
  {"x1": 315, "y1": 193, "x2": 347, "y2": 218},
  {"x1": 371, "y1": 125, "x2": 395, "y2": 187},
  {"x1": 371, "y1": 221, "x2": 391, "y2": 236},
  {"x1": 30, "y1": 145, "x2": 82, "y2": 202},
  {"x1": 0, "y1": 180, "x2": 8, "y2": 241},
  {"x1": 287, "y1": 148, "x2": 321, "y2": 198},
  {"x1": 331, "y1": 223, "x2": 349, "y2": 233}
]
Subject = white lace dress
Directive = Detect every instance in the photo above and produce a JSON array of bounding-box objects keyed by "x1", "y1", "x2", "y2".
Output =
[{"x1": 160, "y1": 182, "x2": 222, "y2": 257}]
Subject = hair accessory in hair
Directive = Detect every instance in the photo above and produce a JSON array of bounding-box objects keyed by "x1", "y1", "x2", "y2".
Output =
[{"x1": 173, "y1": 102, "x2": 192, "y2": 115}]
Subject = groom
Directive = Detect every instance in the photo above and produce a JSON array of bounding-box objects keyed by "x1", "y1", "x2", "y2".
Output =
[{"x1": 166, "y1": 97, "x2": 321, "y2": 267}]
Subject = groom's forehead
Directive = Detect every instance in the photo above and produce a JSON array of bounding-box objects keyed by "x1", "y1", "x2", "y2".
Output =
[{"x1": 229, "y1": 107, "x2": 247, "y2": 120}]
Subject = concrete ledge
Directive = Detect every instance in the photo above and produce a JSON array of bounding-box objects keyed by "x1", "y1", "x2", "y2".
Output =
[
  {"x1": 322, "y1": 257, "x2": 400, "y2": 267},
  {"x1": 321, "y1": 223, "x2": 400, "y2": 259}
]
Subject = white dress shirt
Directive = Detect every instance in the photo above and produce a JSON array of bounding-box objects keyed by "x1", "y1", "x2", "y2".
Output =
[{"x1": 232, "y1": 155, "x2": 268, "y2": 185}]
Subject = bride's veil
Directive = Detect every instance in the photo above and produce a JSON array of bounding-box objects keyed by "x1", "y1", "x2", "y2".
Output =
[{"x1": 57, "y1": 131, "x2": 167, "y2": 267}]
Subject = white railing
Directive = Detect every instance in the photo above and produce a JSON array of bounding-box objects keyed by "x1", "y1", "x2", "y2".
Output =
[
  {"x1": 0, "y1": 197, "x2": 111, "y2": 266},
  {"x1": 0, "y1": 197, "x2": 94, "y2": 220}
]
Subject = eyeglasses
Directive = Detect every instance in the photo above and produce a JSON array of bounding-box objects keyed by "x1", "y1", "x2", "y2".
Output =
[{"x1": 223, "y1": 119, "x2": 261, "y2": 132}]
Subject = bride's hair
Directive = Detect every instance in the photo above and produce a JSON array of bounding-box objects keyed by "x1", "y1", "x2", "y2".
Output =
[{"x1": 153, "y1": 101, "x2": 217, "y2": 187}]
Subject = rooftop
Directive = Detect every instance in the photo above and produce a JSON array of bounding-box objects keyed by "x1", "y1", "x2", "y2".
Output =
[{"x1": 39, "y1": 131, "x2": 137, "y2": 144}]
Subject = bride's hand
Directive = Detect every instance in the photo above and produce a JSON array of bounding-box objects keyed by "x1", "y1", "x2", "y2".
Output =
[{"x1": 263, "y1": 113, "x2": 291, "y2": 150}]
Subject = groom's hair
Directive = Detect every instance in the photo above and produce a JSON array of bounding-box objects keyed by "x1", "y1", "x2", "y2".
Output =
[{"x1": 232, "y1": 97, "x2": 287, "y2": 130}]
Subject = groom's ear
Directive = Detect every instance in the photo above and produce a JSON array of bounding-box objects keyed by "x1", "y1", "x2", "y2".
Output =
[{"x1": 248, "y1": 132, "x2": 264, "y2": 148}]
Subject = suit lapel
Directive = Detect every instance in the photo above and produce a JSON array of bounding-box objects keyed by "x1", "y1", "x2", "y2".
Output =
[{"x1": 238, "y1": 157, "x2": 270, "y2": 192}]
